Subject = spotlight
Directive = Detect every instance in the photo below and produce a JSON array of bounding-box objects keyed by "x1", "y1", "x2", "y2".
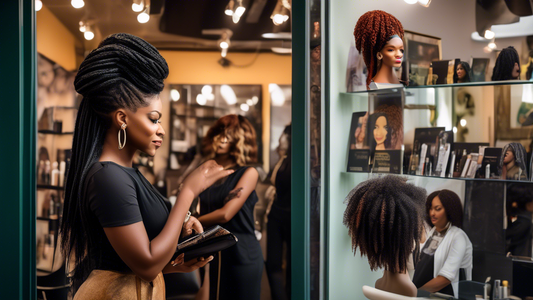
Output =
[
  {"x1": 271, "y1": 0, "x2": 290, "y2": 26},
  {"x1": 170, "y1": 89, "x2": 180, "y2": 101},
  {"x1": 35, "y1": 0, "x2": 43, "y2": 11},
  {"x1": 232, "y1": 14, "x2": 241, "y2": 24},
  {"x1": 79, "y1": 21, "x2": 86, "y2": 32},
  {"x1": 246, "y1": 99, "x2": 254, "y2": 106},
  {"x1": 225, "y1": 0, "x2": 234, "y2": 16},
  {"x1": 71, "y1": 0, "x2": 84, "y2": 9},
  {"x1": 218, "y1": 31, "x2": 231, "y2": 49},
  {"x1": 132, "y1": 0, "x2": 144, "y2": 12},
  {"x1": 221, "y1": 47, "x2": 228, "y2": 58},
  {"x1": 196, "y1": 94, "x2": 207, "y2": 106},
  {"x1": 488, "y1": 41, "x2": 497, "y2": 49},
  {"x1": 84, "y1": 30, "x2": 94, "y2": 41},
  {"x1": 138, "y1": 7, "x2": 150, "y2": 23},
  {"x1": 240, "y1": 103, "x2": 249, "y2": 112},
  {"x1": 460, "y1": 119, "x2": 467, "y2": 127},
  {"x1": 484, "y1": 30, "x2": 495, "y2": 39},
  {"x1": 234, "y1": 0, "x2": 245, "y2": 17}
]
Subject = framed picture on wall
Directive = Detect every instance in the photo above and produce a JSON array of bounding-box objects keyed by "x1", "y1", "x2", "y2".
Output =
[
  {"x1": 470, "y1": 58, "x2": 490, "y2": 82},
  {"x1": 495, "y1": 85, "x2": 533, "y2": 140},
  {"x1": 269, "y1": 84, "x2": 291, "y2": 171},
  {"x1": 404, "y1": 30, "x2": 442, "y2": 87}
]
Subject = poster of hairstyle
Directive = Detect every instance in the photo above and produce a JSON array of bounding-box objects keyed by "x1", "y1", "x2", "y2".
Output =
[
  {"x1": 366, "y1": 89, "x2": 404, "y2": 174},
  {"x1": 346, "y1": 112, "x2": 370, "y2": 172}
]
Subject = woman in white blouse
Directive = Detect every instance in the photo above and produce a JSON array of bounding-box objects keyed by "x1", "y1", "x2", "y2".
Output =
[{"x1": 412, "y1": 189, "x2": 473, "y2": 298}]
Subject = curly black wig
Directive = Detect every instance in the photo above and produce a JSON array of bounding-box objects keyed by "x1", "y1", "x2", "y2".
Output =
[
  {"x1": 425, "y1": 190, "x2": 464, "y2": 228},
  {"x1": 491, "y1": 46, "x2": 520, "y2": 81},
  {"x1": 343, "y1": 175, "x2": 427, "y2": 273}
]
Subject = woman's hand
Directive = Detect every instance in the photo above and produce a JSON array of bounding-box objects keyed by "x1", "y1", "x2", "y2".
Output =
[
  {"x1": 181, "y1": 160, "x2": 234, "y2": 198},
  {"x1": 164, "y1": 255, "x2": 214, "y2": 274},
  {"x1": 182, "y1": 216, "x2": 203, "y2": 237}
]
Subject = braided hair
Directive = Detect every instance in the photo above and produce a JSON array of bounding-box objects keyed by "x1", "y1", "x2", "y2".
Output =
[
  {"x1": 353, "y1": 10, "x2": 404, "y2": 89},
  {"x1": 491, "y1": 46, "x2": 520, "y2": 81},
  {"x1": 453, "y1": 61, "x2": 472, "y2": 83},
  {"x1": 343, "y1": 175, "x2": 426, "y2": 273},
  {"x1": 60, "y1": 33, "x2": 168, "y2": 293}
]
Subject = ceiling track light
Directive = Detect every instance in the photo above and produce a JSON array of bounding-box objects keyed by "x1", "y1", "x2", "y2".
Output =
[
  {"x1": 138, "y1": 6, "x2": 150, "y2": 23},
  {"x1": 271, "y1": 0, "x2": 290, "y2": 26},
  {"x1": 132, "y1": 0, "x2": 144, "y2": 12},
  {"x1": 484, "y1": 29, "x2": 495, "y2": 39},
  {"x1": 35, "y1": 0, "x2": 43, "y2": 11},
  {"x1": 84, "y1": 25, "x2": 94, "y2": 40},
  {"x1": 218, "y1": 30, "x2": 232, "y2": 50},
  {"x1": 225, "y1": 0, "x2": 235, "y2": 16},
  {"x1": 71, "y1": 0, "x2": 85, "y2": 9},
  {"x1": 234, "y1": 0, "x2": 246, "y2": 18},
  {"x1": 404, "y1": 0, "x2": 418, "y2": 4}
]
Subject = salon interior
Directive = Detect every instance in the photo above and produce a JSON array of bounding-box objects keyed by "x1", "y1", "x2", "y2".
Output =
[{"x1": 1, "y1": 0, "x2": 533, "y2": 299}]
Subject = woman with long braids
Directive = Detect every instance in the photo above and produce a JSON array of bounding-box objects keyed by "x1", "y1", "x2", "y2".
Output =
[
  {"x1": 491, "y1": 46, "x2": 521, "y2": 81},
  {"x1": 353, "y1": 10, "x2": 405, "y2": 90},
  {"x1": 59, "y1": 33, "x2": 233, "y2": 299},
  {"x1": 196, "y1": 114, "x2": 263, "y2": 300},
  {"x1": 343, "y1": 175, "x2": 427, "y2": 297}
]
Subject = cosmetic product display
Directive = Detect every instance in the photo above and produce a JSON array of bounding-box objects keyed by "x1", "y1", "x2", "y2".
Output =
[
  {"x1": 418, "y1": 143, "x2": 428, "y2": 175},
  {"x1": 493, "y1": 279, "x2": 501, "y2": 300},
  {"x1": 44, "y1": 160, "x2": 51, "y2": 185},
  {"x1": 448, "y1": 152, "x2": 456, "y2": 178},
  {"x1": 59, "y1": 161, "x2": 66, "y2": 187},
  {"x1": 51, "y1": 161, "x2": 59, "y2": 186}
]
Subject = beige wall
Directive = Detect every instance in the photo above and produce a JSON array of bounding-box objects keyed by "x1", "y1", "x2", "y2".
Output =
[
  {"x1": 36, "y1": 5, "x2": 78, "y2": 71},
  {"x1": 156, "y1": 51, "x2": 292, "y2": 174}
]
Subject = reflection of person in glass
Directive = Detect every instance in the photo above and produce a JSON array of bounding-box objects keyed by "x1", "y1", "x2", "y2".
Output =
[
  {"x1": 499, "y1": 143, "x2": 528, "y2": 180},
  {"x1": 353, "y1": 10, "x2": 405, "y2": 90},
  {"x1": 413, "y1": 190, "x2": 473, "y2": 299},
  {"x1": 343, "y1": 175, "x2": 427, "y2": 297},
  {"x1": 369, "y1": 113, "x2": 391, "y2": 151},
  {"x1": 491, "y1": 46, "x2": 521, "y2": 81},
  {"x1": 351, "y1": 112, "x2": 368, "y2": 149},
  {"x1": 453, "y1": 61, "x2": 471, "y2": 83},
  {"x1": 505, "y1": 183, "x2": 533, "y2": 257}
]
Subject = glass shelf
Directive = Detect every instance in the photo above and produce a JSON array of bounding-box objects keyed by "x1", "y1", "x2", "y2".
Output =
[
  {"x1": 341, "y1": 171, "x2": 532, "y2": 184},
  {"x1": 37, "y1": 185, "x2": 64, "y2": 191},
  {"x1": 37, "y1": 130, "x2": 74, "y2": 135}
]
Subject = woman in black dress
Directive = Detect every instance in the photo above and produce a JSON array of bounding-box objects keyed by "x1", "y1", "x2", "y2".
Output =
[
  {"x1": 59, "y1": 33, "x2": 232, "y2": 299},
  {"x1": 197, "y1": 114, "x2": 263, "y2": 300}
]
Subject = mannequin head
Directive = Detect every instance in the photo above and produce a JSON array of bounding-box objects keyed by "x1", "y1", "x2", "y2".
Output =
[
  {"x1": 454, "y1": 61, "x2": 471, "y2": 83},
  {"x1": 354, "y1": 10, "x2": 404, "y2": 88},
  {"x1": 201, "y1": 114, "x2": 258, "y2": 166},
  {"x1": 343, "y1": 175, "x2": 426, "y2": 273},
  {"x1": 369, "y1": 112, "x2": 392, "y2": 151},
  {"x1": 491, "y1": 46, "x2": 520, "y2": 81}
]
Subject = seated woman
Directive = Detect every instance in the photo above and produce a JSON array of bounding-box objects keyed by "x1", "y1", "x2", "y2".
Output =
[
  {"x1": 413, "y1": 190, "x2": 473, "y2": 299},
  {"x1": 343, "y1": 175, "x2": 427, "y2": 297}
]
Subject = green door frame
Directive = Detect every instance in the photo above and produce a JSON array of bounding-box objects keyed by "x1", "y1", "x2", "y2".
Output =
[
  {"x1": 0, "y1": 0, "x2": 36, "y2": 299},
  {"x1": 291, "y1": 0, "x2": 311, "y2": 299}
]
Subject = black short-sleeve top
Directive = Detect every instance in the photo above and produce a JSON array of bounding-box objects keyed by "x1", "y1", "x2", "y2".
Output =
[{"x1": 83, "y1": 161, "x2": 170, "y2": 272}]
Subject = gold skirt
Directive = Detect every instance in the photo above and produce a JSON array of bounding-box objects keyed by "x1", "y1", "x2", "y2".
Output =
[{"x1": 74, "y1": 270, "x2": 165, "y2": 300}]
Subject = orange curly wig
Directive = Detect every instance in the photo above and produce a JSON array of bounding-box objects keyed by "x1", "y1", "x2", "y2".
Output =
[
  {"x1": 201, "y1": 114, "x2": 258, "y2": 166},
  {"x1": 354, "y1": 10, "x2": 404, "y2": 89}
]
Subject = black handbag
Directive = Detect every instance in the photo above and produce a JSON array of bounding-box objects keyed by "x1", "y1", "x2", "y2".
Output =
[{"x1": 173, "y1": 225, "x2": 238, "y2": 262}]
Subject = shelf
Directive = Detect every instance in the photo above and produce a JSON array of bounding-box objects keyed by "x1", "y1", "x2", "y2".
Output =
[
  {"x1": 342, "y1": 80, "x2": 533, "y2": 94},
  {"x1": 38, "y1": 130, "x2": 74, "y2": 135},
  {"x1": 37, "y1": 185, "x2": 64, "y2": 191},
  {"x1": 37, "y1": 216, "x2": 60, "y2": 221},
  {"x1": 341, "y1": 172, "x2": 531, "y2": 184}
]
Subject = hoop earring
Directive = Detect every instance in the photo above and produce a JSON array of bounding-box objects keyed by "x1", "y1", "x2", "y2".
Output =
[
  {"x1": 377, "y1": 53, "x2": 383, "y2": 60},
  {"x1": 118, "y1": 123, "x2": 127, "y2": 150}
]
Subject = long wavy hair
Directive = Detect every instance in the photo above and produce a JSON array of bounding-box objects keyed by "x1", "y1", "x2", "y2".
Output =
[
  {"x1": 353, "y1": 10, "x2": 404, "y2": 89},
  {"x1": 201, "y1": 114, "x2": 258, "y2": 166},
  {"x1": 59, "y1": 33, "x2": 168, "y2": 293},
  {"x1": 343, "y1": 175, "x2": 427, "y2": 273},
  {"x1": 368, "y1": 112, "x2": 392, "y2": 151}
]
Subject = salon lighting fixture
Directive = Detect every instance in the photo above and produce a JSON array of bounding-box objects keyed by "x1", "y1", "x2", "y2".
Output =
[
  {"x1": 35, "y1": 0, "x2": 43, "y2": 11},
  {"x1": 418, "y1": 0, "x2": 431, "y2": 7},
  {"x1": 460, "y1": 119, "x2": 467, "y2": 127},
  {"x1": 271, "y1": 0, "x2": 290, "y2": 26},
  {"x1": 240, "y1": 103, "x2": 249, "y2": 112},
  {"x1": 269, "y1": 84, "x2": 286, "y2": 107},
  {"x1": 138, "y1": 7, "x2": 150, "y2": 23},
  {"x1": 202, "y1": 85, "x2": 213, "y2": 96},
  {"x1": 404, "y1": 0, "x2": 418, "y2": 4},
  {"x1": 251, "y1": 96, "x2": 259, "y2": 105},
  {"x1": 71, "y1": 0, "x2": 85, "y2": 9},
  {"x1": 170, "y1": 89, "x2": 180, "y2": 101},
  {"x1": 84, "y1": 30, "x2": 95, "y2": 41},
  {"x1": 225, "y1": 0, "x2": 234, "y2": 16},
  {"x1": 196, "y1": 94, "x2": 207, "y2": 106},
  {"x1": 79, "y1": 21, "x2": 87, "y2": 32},
  {"x1": 488, "y1": 41, "x2": 497, "y2": 49},
  {"x1": 221, "y1": 85, "x2": 237, "y2": 105},
  {"x1": 453, "y1": 127, "x2": 458, "y2": 133},
  {"x1": 132, "y1": 0, "x2": 144, "y2": 12},
  {"x1": 234, "y1": 0, "x2": 246, "y2": 17},
  {"x1": 218, "y1": 31, "x2": 231, "y2": 49},
  {"x1": 246, "y1": 99, "x2": 254, "y2": 106},
  {"x1": 484, "y1": 29, "x2": 495, "y2": 39},
  {"x1": 221, "y1": 47, "x2": 228, "y2": 58}
]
